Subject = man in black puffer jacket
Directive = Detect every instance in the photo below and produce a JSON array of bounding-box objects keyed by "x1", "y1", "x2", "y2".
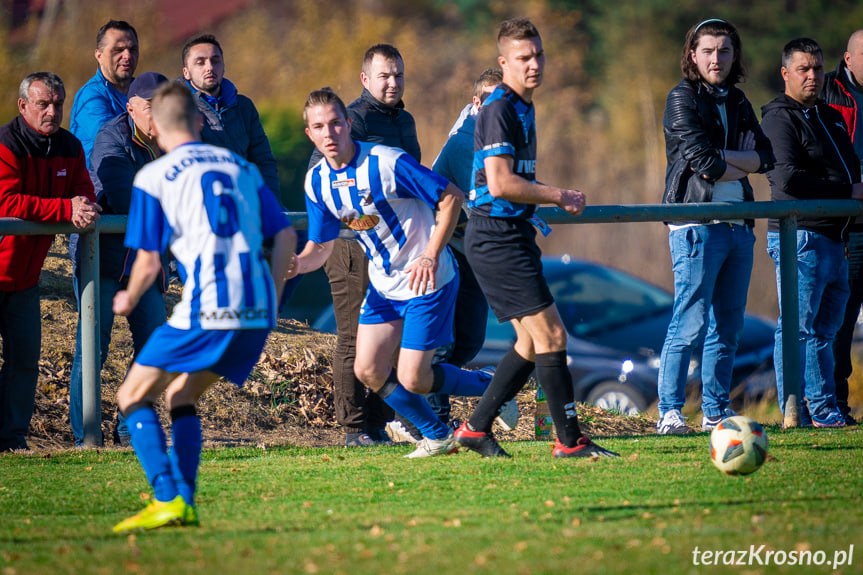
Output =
[
  {"x1": 343, "y1": 70, "x2": 421, "y2": 162},
  {"x1": 761, "y1": 37, "x2": 863, "y2": 428}
]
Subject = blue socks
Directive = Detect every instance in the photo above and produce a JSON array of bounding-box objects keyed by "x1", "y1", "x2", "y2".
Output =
[
  {"x1": 431, "y1": 364, "x2": 491, "y2": 397},
  {"x1": 378, "y1": 378, "x2": 449, "y2": 439},
  {"x1": 126, "y1": 406, "x2": 178, "y2": 503},
  {"x1": 169, "y1": 407, "x2": 202, "y2": 507},
  {"x1": 126, "y1": 404, "x2": 203, "y2": 506}
]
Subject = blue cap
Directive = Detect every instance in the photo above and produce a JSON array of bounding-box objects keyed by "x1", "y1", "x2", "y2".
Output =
[{"x1": 128, "y1": 72, "x2": 169, "y2": 100}]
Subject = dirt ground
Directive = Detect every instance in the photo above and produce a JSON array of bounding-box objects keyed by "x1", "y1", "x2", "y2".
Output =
[{"x1": 19, "y1": 238, "x2": 658, "y2": 453}]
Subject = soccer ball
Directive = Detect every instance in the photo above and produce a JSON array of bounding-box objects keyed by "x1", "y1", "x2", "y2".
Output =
[{"x1": 709, "y1": 415, "x2": 768, "y2": 476}]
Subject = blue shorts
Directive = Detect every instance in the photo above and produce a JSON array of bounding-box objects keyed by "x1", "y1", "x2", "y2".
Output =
[
  {"x1": 135, "y1": 325, "x2": 270, "y2": 385},
  {"x1": 359, "y1": 276, "x2": 459, "y2": 351}
]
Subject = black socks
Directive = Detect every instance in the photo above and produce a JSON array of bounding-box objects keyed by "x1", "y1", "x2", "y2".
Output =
[
  {"x1": 535, "y1": 350, "x2": 582, "y2": 446},
  {"x1": 468, "y1": 348, "x2": 535, "y2": 431}
]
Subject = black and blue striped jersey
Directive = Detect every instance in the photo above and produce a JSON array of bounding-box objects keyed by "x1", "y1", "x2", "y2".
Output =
[{"x1": 469, "y1": 83, "x2": 537, "y2": 219}]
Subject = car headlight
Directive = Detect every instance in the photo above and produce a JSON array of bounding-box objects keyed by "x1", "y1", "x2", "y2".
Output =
[{"x1": 618, "y1": 359, "x2": 635, "y2": 383}]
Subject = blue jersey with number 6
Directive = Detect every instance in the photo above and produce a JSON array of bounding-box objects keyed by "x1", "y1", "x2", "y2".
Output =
[{"x1": 125, "y1": 142, "x2": 291, "y2": 330}]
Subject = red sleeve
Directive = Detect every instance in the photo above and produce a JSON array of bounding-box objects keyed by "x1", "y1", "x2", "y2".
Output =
[{"x1": 0, "y1": 143, "x2": 73, "y2": 222}]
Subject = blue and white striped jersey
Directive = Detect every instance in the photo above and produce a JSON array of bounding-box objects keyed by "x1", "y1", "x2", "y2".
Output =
[
  {"x1": 305, "y1": 141, "x2": 456, "y2": 301},
  {"x1": 126, "y1": 142, "x2": 291, "y2": 330}
]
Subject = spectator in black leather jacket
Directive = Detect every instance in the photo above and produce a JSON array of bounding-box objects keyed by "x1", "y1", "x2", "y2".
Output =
[{"x1": 656, "y1": 18, "x2": 774, "y2": 436}]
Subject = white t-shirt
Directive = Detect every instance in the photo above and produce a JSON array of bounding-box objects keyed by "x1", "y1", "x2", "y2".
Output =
[{"x1": 669, "y1": 101, "x2": 744, "y2": 231}]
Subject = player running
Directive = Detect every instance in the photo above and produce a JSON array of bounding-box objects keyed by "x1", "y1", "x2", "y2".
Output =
[
  {"x1": 111, "y1": 82, "x2": 296, "y2": 533},
  {"x1": 453, "y1": 18, "x2": 619, "y2": 458},
  {"x1": 287, "y1": 88, "x2": 509, "y2": 459}
]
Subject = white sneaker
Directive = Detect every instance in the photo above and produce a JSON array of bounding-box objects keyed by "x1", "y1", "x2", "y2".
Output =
[
  {"x1": 494, "y1": 398, "x2": 519, "y2": 431},
  {"x1": 404, "y1": 429, "x2": 459, "y2": 458},
  {"x1": 701, "y1": 408, "x2": 737, "y2": 432},
  {"x1": 385, "y1": 420, "x2": 418, "y2": 444},
  {"x1": 656, "y1": 409, "x2": 691, "y2": 435}
]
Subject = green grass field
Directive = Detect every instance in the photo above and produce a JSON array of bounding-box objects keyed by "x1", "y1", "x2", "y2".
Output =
[{"x1": 2, "y1": 427, "x2": 861, "y2": 575}]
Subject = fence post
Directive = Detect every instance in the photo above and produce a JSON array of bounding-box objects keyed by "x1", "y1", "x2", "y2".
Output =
[
  {"x1": 778, "y1": 216, "x2": 801, "y2": 428},
  {"x1": 79, "y1": 229, "x2": 101, "y2": 446}
]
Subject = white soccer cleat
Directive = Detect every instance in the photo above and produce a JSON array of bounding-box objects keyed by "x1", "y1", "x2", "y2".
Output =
[
  {"x1": 385, "y1": 420, "x2": 419, "y2": 444},
  {"x1": 404, "y1": 429, "x2": 459, "y2": 458},
  {"x1": 494, "y1": 398, "x2": 519, "y2": 431}
]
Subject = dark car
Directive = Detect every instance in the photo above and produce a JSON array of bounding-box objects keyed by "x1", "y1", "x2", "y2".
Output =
[{"x1": 314, "y1": 255, "x2": 777, "y2": 415}]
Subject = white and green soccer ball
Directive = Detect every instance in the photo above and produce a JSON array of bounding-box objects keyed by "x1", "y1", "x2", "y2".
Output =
[{"x1": 710, "y1": 415, "x2": 768, "y2": 476}]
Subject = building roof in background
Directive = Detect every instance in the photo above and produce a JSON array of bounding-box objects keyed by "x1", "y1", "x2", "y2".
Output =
[
  {"x1": 9, "y1": 0, "x2": 255, "y2": 42},
  {"x1": 152, "y1": 0, "x2": 254, "y2": 41}
]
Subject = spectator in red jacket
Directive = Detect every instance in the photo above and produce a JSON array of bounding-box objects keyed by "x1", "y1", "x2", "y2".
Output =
[{"x1": 0, "y1": 72, "x2": 101, "y2": 452}]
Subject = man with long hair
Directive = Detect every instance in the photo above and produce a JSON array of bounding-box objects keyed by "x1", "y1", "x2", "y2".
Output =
[{"x1": 655, "y1": 18, "x2": 774, "y2": 435}]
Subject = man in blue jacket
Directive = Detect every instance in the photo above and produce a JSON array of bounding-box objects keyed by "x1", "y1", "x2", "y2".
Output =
[
  {"x1": 70, "y1": 20, "x2": 139, "y2": 167},
  {"x1": 430, "y1": 68, "x2": 513, "y2": 429},
  {"x1": 181, "y1": 34, "x2": 279, "y2": 197},
  {"x1": 433, "y1": 69, "x2": 502, "y2": 196},
  {"x1": 68, "y1": 72, "x2": 170, "y2": 447}
]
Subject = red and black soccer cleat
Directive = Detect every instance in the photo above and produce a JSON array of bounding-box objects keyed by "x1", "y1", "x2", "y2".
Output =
[
  {"x1": 453, "y1": 422, "x2": 511, "y2": 458},
  {"x1": 552, "y1": 436, "x2": 620, "y2": 458}
]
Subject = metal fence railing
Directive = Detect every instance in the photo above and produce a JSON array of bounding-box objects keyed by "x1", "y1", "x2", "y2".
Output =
[{"x1": 4, "y1": 199, "x2": 863, "y2": 444}]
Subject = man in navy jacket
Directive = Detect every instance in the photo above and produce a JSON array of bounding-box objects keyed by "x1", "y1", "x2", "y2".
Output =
[
  {"x1": 181, "y1": 34, "x2": 279, "y2": 197},
  {"x1": 68, "y1": 72, "x2": 169, "y2": 447}
]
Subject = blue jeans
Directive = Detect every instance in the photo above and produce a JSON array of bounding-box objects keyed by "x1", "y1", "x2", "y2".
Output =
[
  {"x1": 0, "y1": 286, "x2": 41, "y2": 451},
  {"x1": 832, "y1": 230, "x2": 863, "y2": 413},
  {"x1": 657, "y1": 224, "x2": 754, "y2": 417},
  {"x1": 69, "y1": 275, "x2": 166, "y2": 446},
  {"x1": 767, "y1": 231, "x2": 848, "y2": 419}
]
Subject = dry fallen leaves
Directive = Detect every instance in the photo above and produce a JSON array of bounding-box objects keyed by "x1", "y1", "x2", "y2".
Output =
[{"x1": 24, "y1": 239, "x2": 660, "y2": 451}]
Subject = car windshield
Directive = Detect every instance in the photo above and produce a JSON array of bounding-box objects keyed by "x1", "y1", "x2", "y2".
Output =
[{"x1": 548, "y1": 264, "x2": 674, "y2": 338}]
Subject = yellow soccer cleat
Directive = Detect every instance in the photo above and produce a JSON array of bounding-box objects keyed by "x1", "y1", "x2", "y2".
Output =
[
  {"x1": 182, "y1": 503, "x2": 199, "y2": 527},
  {"x1": 112, "y1": 495, "x2": 188, "y2": 534}
]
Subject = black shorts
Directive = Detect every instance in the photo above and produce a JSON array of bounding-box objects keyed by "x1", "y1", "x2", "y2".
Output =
[{"x1": 464, "y1": 216, "x2": 553, "y2": 322}]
